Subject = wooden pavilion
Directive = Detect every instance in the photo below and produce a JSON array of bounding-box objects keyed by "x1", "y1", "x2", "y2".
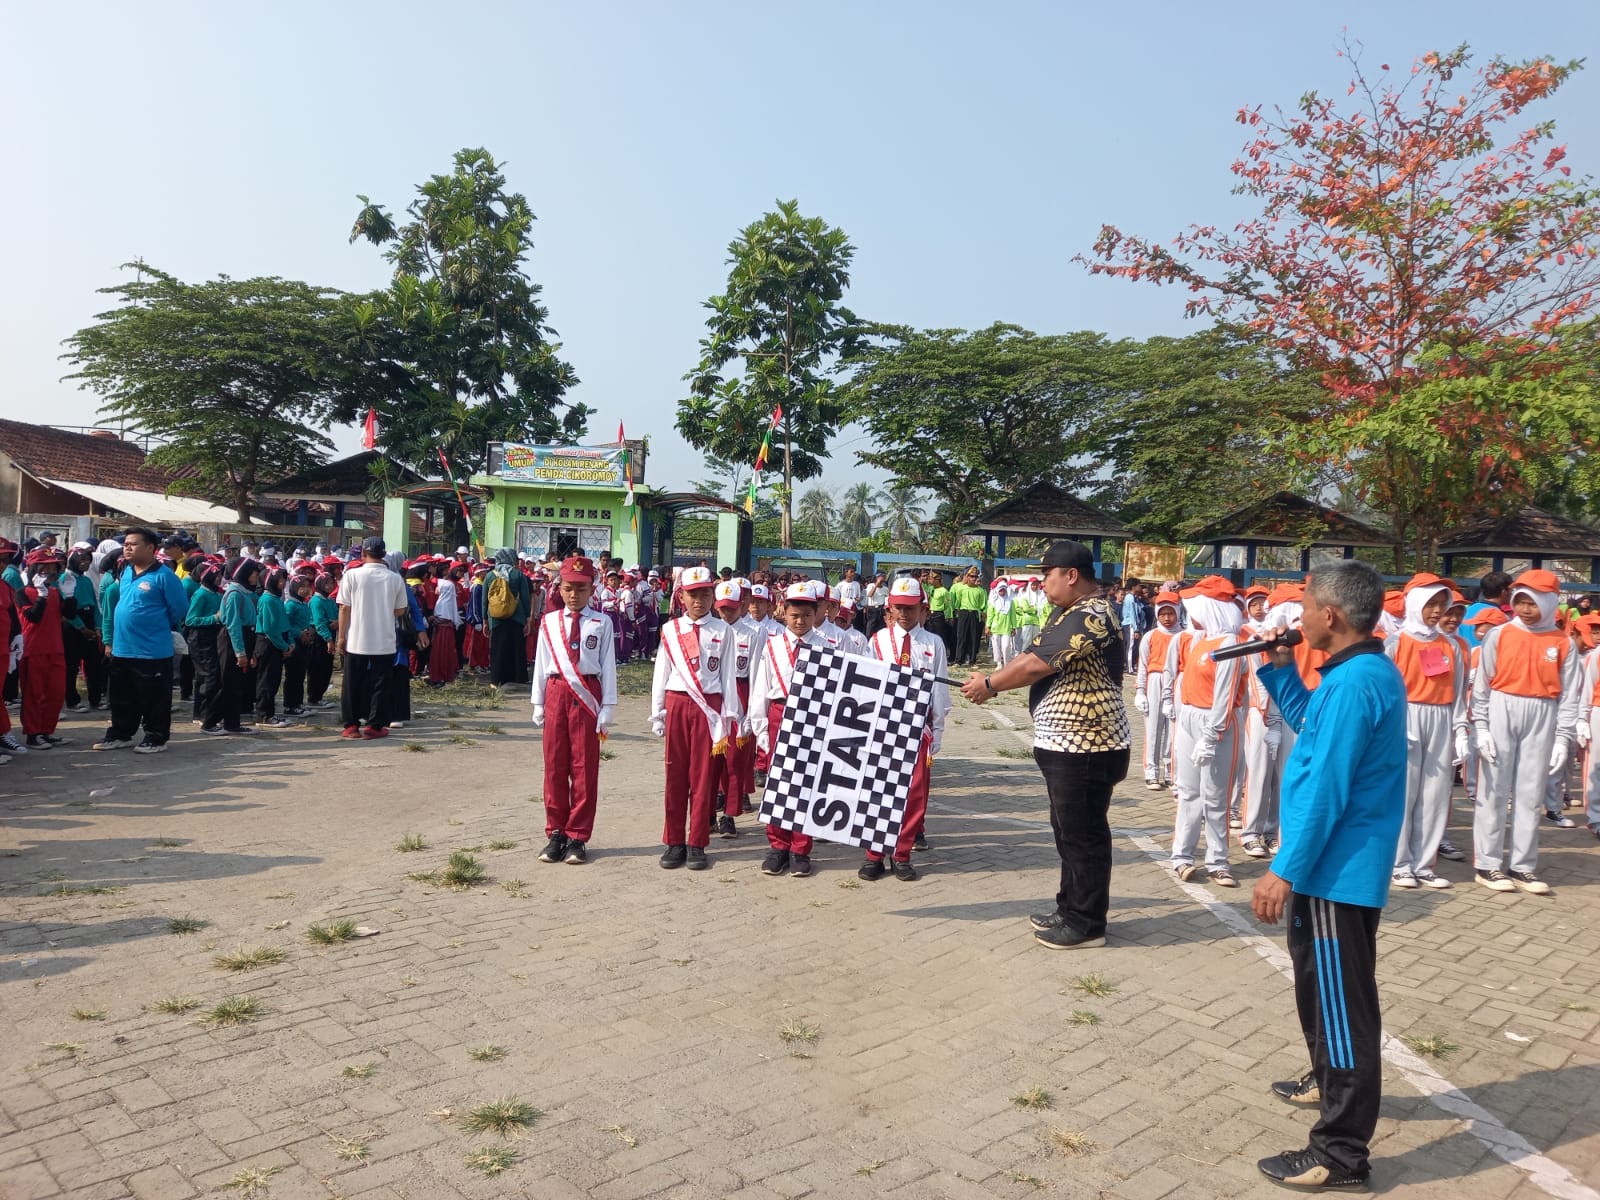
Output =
[
  {"x1": 1437, "y1": 506, "x2": 1600, "y2": 584},
  {"x1": 962, "y1": 481, "x2": 1132, "y2": 560},
  {"x1": 1190, "y1": 491, "x2": 1391, "y2": 572}
]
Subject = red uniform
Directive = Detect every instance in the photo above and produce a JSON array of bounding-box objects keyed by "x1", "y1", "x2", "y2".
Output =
[{"x1": 19, "y1": 583, "x2": 69, "y2": 737}]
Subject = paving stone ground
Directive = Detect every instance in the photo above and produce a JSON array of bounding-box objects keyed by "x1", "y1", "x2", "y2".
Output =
[{"x1": 4, "y1": 667, "x2": 1600, "y2": 1199}]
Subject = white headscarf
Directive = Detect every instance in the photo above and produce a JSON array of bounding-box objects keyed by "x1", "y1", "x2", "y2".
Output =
[
  {"x1": 1264, "y1": 601, "x2": 1302, "y2": 635},
  {"x1": 1182, "y1": 595, "x2": 1243, "y2": 638},
  {"x1": 1401, "y1": 585, "x2": 1451, "y2": 641},
  {"x1": 990, "y1": 582, "x2": 1012, "y2": 615},
  {"x1": 1510, "y1": 585, "x2": 1560, "y2": 633}
]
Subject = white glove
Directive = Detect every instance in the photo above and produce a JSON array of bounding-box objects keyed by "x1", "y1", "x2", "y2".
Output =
[
  {"x1": 1549, "y1": 738, "x2": 1570, "y2": 775},
  {"x1": 650, "y1": 717, "x2": 666, "y2": 739},
  {"x1": 1578, "y1": 723, "x2": 1593, "y2": 749},
  {"x1": 929, "y1": 735, "x2": 942, "y2": 757},
  {"x1": 756, "y1": 730, "x2": 769, "y2": 755},
  {"x1": 1190, "y1": 741, "x2": 1215, "y2": 766},
  {"x1": 8, "y1": 634, "x2": 20, "y2": 671},
  {"x1": 596, "y1": 705, "x2": 614, "y2": 737},
  {"x1": 1134, "y1": 692, "x2": 1149, "y2": 715},
  {"x1": 1453, "y1": 728, "x2": 1471, "y2": 765},
  {"x1": 530, "y1": 705, "x2": 545, "y2": 728},
  {"x1": 1161, "y1": 701, "x2": 1174, "y2": 720},
  {"x1": 1477, "y1": 728, "x2": 1498, "y2": 766},
  {"x1": 1264, "y1": 728, "x2": 1281, "y2": 761}
]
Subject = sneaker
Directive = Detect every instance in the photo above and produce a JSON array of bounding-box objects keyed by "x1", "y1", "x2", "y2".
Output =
[
  {"x1": 42, "y1": 735, "x2": 68, "y2": 746},
  {"x1": 891, "y1": 859, "x2": 919, "y2": 881},
  {"x1": 1174, "y1": 862, "x2": 1199, "y2": 883},
  {"x1": 25, "y1": 734, "x2": 53, "y2": 750},
  {"x1": 1270, "y1": 1071, "x2": 1321, "y2": 1106},
  {"x1": 685, "y1": 846, "x2": 709, "y2": 871},
  {"x1": 563, "y1": 840, "x2": 587, "y2": 865},
  {"x1": 760, "y1": 850, "x2": 790, "y2": 876},
  {"x1": 228, "y1": 726, "x2": 257, "y2": 736},
  {"x1": 1242, "y1": 837, "x2": 1268, "y2": 859},
  {"x1": 717, "y1": 815, "x2": 739, "y2": 839},
  {"x1": 201, "y1": 725, "x2": 228, "y2": 737},
  {"x1": 538, "y1": 835, "x2": 568, "y2": 864},
  {"x1": 1145, "y1": 779, "x2": 1162, "y2": 791},
  {"x1": 739, "y1": 799, "x2": 754, "y2": 815},
  {"x1": 1415, "y1": 870, "x2": 1452, "y2": 890},
  {"x1": 1507, "y1": 870, "x2": 1551, "y2": 895},
  {"x1": 858, "y1": 857, "x2": 886, "y2": 882},
  {"x1": 0, "y1": 753, "x2": 9, "y2": 765},
  {"x1": 1029, "y1": 912, "x2": 1066, "y2": 932},
  {"x1": 1475, "y1": 868, "x2": 1516, "y2": 893},
  {"x1": 1267, "y1": 840, "x2": 1281, "y2": 854},
  {"x1": 753, "y1": 770, "x2": 767, "y2": 789},
  {"x1": 1544, "y1": 812, "x2": 1577, "y2": 829},
  {"x1": 1256, "y1": 1146, "x2": 1366, "y2": 1189},
  {"x1": 1210, "y1": 867, "x2": 1238, "y2": 889},
  {"x1": 0, "y1": 733, "x2": 26, "y2": 754},
  {"x1": 789, "y1": 854, "x2": 812, "y2": 878},
  {"x1": 92, "y1": 738, "x2": 136, "y2": 751},
  {"x1": 913, "y1": 832, "x2": 928, "y2": 852},
  {"x1": 340, "y1": 725, "x2": 362, "y2": 739},
  {"x1": 133, "y1": 739, "x2": 167, "y2": 755},
  {"x1": 1033, "y1": 925, "x2": 1106, "y2": 950},
  {"x1": 362, "y1": 727, "x2": 389, "y2": 740},
  {"x1": 1228, "y1": 816, "x2": 1242, "y2": 830},
  {"x1": 68, "y1": 702, "x2": 90, "y2": 714},
  {"x1": 1392, "y1": 871, "x2": 1419, "y2": 889},
  {"x1": 1437, "y1": 839, "x2": 1465, "y2": 861},
  {"x1": 261, "y1": 716, "x2": 291, "y2": 728},
  {"x1": 659, "y1": 844, "x2": 687, "y2": 869},
  {"x1": 389, "y1": 721, "x2": 406, "y2": 730}
]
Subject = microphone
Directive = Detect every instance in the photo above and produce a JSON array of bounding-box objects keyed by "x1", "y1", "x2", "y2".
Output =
[{"x1": 1208, "y1": 628, "x2": 1303, "y2": 663}]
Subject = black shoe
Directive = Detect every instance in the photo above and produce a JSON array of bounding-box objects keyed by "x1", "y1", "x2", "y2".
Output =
[
  {"x1": 789, "y1": 854, "x2": 812, "y2": 878},
  {"x1": 25, "y1": 734, "x2": 53, "y2": 750},
  {"x1": 538, "y1": 834, "x2": 568, "y2": 864},
  {"x1": 1029, "y1": 912, "x2": 1065, "y2": 932},
  {"x1": 913, "y1": 832, "x2": 928, "y2": 852},
  {"x1": 761, "y1": 850, "x2": 790, "y2": 876},
  {"x1": 660, "y1": 844, "x2": 688, "y2": 869},
  {"x1": 891, "y1": 859, "x2": 919, "y2": 882},
  {"x1": 753, "y1": 770, "x2": 767, "y2": 788},
  {"x1": 1256, "y1": 1147, "x2": 1367, "y2": 1189},
  {"x1": 739, "y1": 799, "x2": 755, "y2": 815},
  {"x1": 686, "y1": 846, "x2": 709, "y2": 871},
  {"x1": 1033, "y1": 924, "x2": 1106, "y2": 950},
  {"x1": 563, "y1": 840, "x2": 587, "y2": 865},
  {"x1": 717, "y1": 815, "x2": 739, "y2": 839},
  {"x1": 858, "y1": 857, "x2": 886, "y2": 882},
  {"x1": 1270, "y1": 1070, "x2": 1321, "y2": 1106}
]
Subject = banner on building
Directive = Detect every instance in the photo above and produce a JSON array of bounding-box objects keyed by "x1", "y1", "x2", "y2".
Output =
[
  {"x1": 1123, "y1": 541, "x2": 1188, "y2": 582},
  {"x1": 759, "y1": 644, "x2": 933, "y2": 855},
  {"x1": 496, "y1": 443, "x2": 625, "y2": 488}
]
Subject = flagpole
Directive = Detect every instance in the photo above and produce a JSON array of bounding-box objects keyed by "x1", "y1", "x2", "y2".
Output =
[{"x1": 436, "y1": 448, "x2": 482, "y2": 560}]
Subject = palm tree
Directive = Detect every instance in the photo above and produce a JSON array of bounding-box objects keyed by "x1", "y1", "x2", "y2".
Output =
[
  {"x1": 875, "y1": 481, "x2": 926, "y2": 549},
  {"x1": 837, "y1": 482, "x2": 876, "y2": 542},
  {"x1": 797, "y1": 486, "x2": 837, "y2": 537}
]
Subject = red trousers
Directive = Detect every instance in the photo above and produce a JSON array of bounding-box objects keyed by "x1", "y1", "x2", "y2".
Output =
[
  {"x1": 867, "y1": 733, "x2": 931, "y2": 863},
  {"x1": 762, "y1": 698, "x2": 812, "y2": 853},
  {"x1": 428, "y1": 620, "x2": 460, "y2": 684},
  {"x1": 21, "y1": 655, "x2": 65, "y2": 737},
  {"x1": 543, "y1": 675, "x2": 602, "y2": 840},
  {"x1": 720, "y1": 678, "x2": 754, "y2": 814},
  {"x1": 663, "y1": 690, "x2": 722, "y2": 848},
  {"x1": 0, "y1": 659, "x2": 9, "y2": 735},
  {"x1": 463, "y1": 624, "x2": 490, "y2": 669}
]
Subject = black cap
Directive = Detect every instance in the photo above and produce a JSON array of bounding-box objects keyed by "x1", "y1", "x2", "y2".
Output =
[
  {"x1": 361, "y1": 536, "x2": 386, "y2": 555},
  {"x1": 1040, "y1": 540, "x2": 1096, "y2": 573}
]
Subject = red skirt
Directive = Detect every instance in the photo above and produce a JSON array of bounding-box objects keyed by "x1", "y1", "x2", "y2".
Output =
[
  {"x1": 463, "y1": 623, "x2": 490, "y2": 669},
  {"x1": 429, "y1": 621, "x2": 460, "y2": 684}
]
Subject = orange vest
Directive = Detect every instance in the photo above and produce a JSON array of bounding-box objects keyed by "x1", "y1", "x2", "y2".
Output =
[
  {"x1": 1181, "y1": 636, "x2": 1236, "y2": 708},
  {"x1": 1294, "y1": 638, "x2": 1328, "y2": 691},
  {"x1": 1488, "y1": 625, "x2": 1569, "y2": 700},
  {"x1": 1392, "y1": 634, "x2": 1457, "y2": 705},
  {"x1": 1144, "y1": 627, "x2": 1176, "y2": 676}
]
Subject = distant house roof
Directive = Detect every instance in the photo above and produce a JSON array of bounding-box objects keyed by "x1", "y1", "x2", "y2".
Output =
[
  {"x1": 0, "y1": 419, "x2": 175, "y2": 492},
  {"x1": 1437, "y1": 506, "x2": 1600, "y2": 557},
  {"x1": 258, "y1": 451, "x2": 419, "y2": 502},
  {"x1": 1190, "y1": 491, "x2": 1391, "y2": 548},
  {"x1": 647, "y1": 492, "x2": 747, "y2": 518},
  {"x1": 964, "y1": 481, "x2": 1131, "y2": 539}
]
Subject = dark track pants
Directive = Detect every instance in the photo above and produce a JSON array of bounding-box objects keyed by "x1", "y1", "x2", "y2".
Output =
[
  {"x1": 954, "y1": 610, "x2": 981, "y2": 665},
  {"x1": 1035, "y1": 746, "x2": 1129, "y2": 938},
  {"x1": 1288, "y1": 892, "x2": 1382, "y2": 1179}
]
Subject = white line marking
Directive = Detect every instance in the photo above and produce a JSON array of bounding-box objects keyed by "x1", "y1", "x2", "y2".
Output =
[{"x1": 940, "y1": 706, "x2": 1600, "y2": 1200}]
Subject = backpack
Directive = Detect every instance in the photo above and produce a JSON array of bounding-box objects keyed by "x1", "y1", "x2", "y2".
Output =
[{"x1": 487, "y1": 571, "x2": 517, "y2": 619}]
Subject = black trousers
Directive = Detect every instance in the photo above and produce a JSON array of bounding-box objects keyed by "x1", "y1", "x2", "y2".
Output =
[
  {"x1": 391, "y1": 663, "x2": 412, "y2": 721},
  {"x1": 188, "y1": 626, "x2": 220, "y2": 721},
  {"x1": 1289, "y1": 893, "x2": 1383, "y2": 1178},
  {"x1": 927, "y1": 614, "x2": 953, "y2": 659},
  {"x1": 340, "y1": 652, "x2": 392, "y2": 730},
  {"x1": 282, "y1": 644, "x2": 306, "y2": 711},
  {"x1": 305, "y1": 639, "x2": 333, "y2": 703},
  {"x1": 489, "y1": 621, "x2": 526, "y2": 684},
  {"x1": 1034, "y1": 745, "x2": 1129, "y2": 938},
  {"x1": 207, "y1": 629, "x2": 255, "y2": 731},
  {"x1": 63, "y1": 627, "x2": 105, "y2": 707},
  {"x1": 178, "y1": 644, "x2": 195, "y2": 700},
  {"x1": 253, "y1": 638, "x2": 283, "y2": 719},
  {"x1": 954, "y1": 610, "x2": 982, "y2": 665},
  {"x1": 104, "y1": 656, "x2": 174, "y2": 744}
]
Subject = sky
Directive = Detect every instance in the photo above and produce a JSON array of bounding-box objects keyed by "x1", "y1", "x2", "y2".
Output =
[{"x1": 3, "y1": 1, "x2": 1598, "y2": 502}]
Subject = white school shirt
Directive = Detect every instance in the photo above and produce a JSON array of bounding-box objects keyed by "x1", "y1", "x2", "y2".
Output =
[
  {"x1": 649, "y1": 613, "x2": 744, "y2": 726},
  {"x1": 837, "y1": 622, "x2": 870, "y2": 657},
  {"x1": 726, "y1": 615, "x2": 766, "y2": 682},
  {"x1": 531, "y1": 608, "x2": 618, "y2": 708},
  {"x1": 748, "y1": 627, "x2": 829, "y2": 746},
  {"x1": 869, "y1": 624, "x2": 952, "y2": 748}
]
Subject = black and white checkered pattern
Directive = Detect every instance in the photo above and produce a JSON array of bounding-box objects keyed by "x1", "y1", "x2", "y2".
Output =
[{"x1": 760, "y1": 644, "x2": 935, "y2": 855}]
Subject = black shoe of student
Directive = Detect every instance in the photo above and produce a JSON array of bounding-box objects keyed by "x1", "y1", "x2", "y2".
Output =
[
  {"x1": 913, "y1": 832, "x2": 928, "y2": 852},
  {"x1": 858, "y1": 857, "x2": 886, "y2": 882},
  {"x1": 563, "y1": 840, "x2": 587, "y2": 865},
  {"x1": 1270, "y1": 1070, "x2": 1321, "y2": 1106},
  {"x1": 739, "y1": 799, "x2": 755, "y2": 815},
  {"x1": 538, "y1": 834, "x2": 568, "y2": 864},
  {"x1": 686, "y1": 846, "x2": 709, "y2": 871},
  {"x1": 754, "y1": 770, "x2": 767, "y2": 789},
  {"x1": 1256, "y1": 1146, "x2": 1367, "y2": 1189},
  {"x1": 717, "y1": 815, "x2": 739, "y2": 839},
  {"x1": 789, "y1": 854, "x2": 812, "y2": 878},
  {"x1": 891, "y1": 859, "x2": 919, "y2": 882},
  {"x1": 660, "y1": 844, "x2": 688, "y2": 869},
  {"x1": 1029, "y1": 912, "x2": 1065, "y2": 932},
  {"x1": 1033, "y1": 924, "x2": 1106, "y2": 950},
  {"x1": 25, "y1": 734, "x2": 54, "y2": 750},
  {"x1": 761, "y1": 850, "x2": 790, "y2": 876}
]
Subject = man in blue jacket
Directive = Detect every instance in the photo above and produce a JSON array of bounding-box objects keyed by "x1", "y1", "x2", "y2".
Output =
[
  {"x1": 1250, "y1": 559, "x2": 1406, "y2": 1191},
  {"x1": 94, "y1": 528, "x2": 190, "y2": 755}
]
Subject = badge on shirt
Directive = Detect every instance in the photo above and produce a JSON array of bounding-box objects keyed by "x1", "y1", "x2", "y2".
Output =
[
  {"x1": 585, "y1": 635, "x2": 598, "y2": 650},
  {"x1": 1545, "y1": 646, "x2": 1560, "y2": 662},
  {"x1": 1417, "y1": 644, "x2": 1450, "y2": 677},
  {"x1": 736, "y1": 655, "x2": 748, "y2": 671},
  {"x1": 707, "y1": 655, "x2": 720, "y2": 671}
]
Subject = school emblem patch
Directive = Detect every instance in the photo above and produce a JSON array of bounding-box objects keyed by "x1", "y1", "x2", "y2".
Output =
[
  {"x1": 585, "y1": 635, "x2": 598, "y2": 650},
  {"x1": 1545, "y1": 646, "x2": 1560, "y2": 661},
  {"x1": 737, "y1": 655, "x2": 749, "y2": 671},
  {"x1": 707, "y1": 656, "x2": 720, "y2": 671}
]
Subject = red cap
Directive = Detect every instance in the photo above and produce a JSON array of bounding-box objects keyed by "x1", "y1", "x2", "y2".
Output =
[
  {"x1": 1513, "y1": 569, "x2": 1561, "y2": 594},
  {"x1": 1152, "y1": 590, "x2": 1181, "y2": 607},
  {"x1": 1267, "y1": 582, "x2": 1304, "y2": 606},
  {"x1": 1403, "y1": 572, "x2": 1448, "y2": 594},
  {"x1": 1179, "y1": 575, "x2": 1236, "y2": 601},
  {"x1": 1465, "y1": 607, "x2": 1509, "y2": 628},
  {"x1": 1383, "y1": 591, "x2": 1405, "y2": 618},
  {"x1": 560, "y1": 556, "x2": 597, "y2": 584}
]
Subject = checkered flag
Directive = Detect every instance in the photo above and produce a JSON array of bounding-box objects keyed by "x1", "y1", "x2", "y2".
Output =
[{"x1": 760, "y1": 644, "x2": 934, "y2": 855}]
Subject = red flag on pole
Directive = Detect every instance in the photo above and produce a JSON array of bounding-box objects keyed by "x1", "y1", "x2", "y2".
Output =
[{"x1": 362, "y1": 408, "x2": 377, "y2": 450}]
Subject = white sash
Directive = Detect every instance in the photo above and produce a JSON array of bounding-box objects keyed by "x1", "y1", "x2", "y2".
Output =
[
  {"x1": 544, "y1": 610, "x2": 602, "y2": 720},
  {"x1": 662, "y1": 617, "x2": 729, "y2": 752}
]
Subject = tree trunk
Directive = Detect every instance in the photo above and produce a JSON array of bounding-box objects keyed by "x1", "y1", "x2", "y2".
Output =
[{"x1": 781, "y1": 415, "x2": 793, "y2": 549}]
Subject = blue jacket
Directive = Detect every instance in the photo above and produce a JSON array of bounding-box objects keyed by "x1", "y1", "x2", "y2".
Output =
[
  {"x1": 109, "y1": 563, "x2": 188, "y2": 661},
  {"x1": 395, "y1": 585, "x2": 426, "y2": 667},
  {"x1": 1258, "y1": 641, "x2": 1407, "y2": 909}
]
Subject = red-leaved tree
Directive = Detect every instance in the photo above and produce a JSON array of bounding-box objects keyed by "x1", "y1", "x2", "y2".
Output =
[{"x1": 1079, "y1": 41, "x2": 1600, "y2": 565}]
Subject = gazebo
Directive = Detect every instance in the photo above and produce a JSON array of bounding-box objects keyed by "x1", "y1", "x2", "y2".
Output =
[
  {"x1": 257, "y1": 450, "x2": 420, "y2": 528},
  {"x1": 963, "y1": 481, "x2": 1132, "y2": 560},
  {"x1": 1438, "y1": 506, "x2": 1600, "y2": 584},
  {"x1": 1190, "y1": 492, "x2": 1391, "y2": 572}
]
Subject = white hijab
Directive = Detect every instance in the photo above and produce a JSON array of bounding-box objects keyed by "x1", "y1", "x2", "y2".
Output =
[
  {"x1": 1401, "y1": 585, "x2": 1451, "y2": 641},
  {"x1": 991, "y1": 583, "x2": 1012, "y2": 615},
  {"x1": 1510, "y1": 586, "x2": 1559, "y2": 633},
  {"x1": 1182, "y1": 595, "x2": 1243, "y2": 638}
]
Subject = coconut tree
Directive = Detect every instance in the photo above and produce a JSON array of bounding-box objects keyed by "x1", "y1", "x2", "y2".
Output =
[{"x1": 797, "y1": 485, "x2": 837, "y2": 537}]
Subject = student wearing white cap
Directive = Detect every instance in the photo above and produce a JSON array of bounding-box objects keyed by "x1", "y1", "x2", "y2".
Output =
[{"x1": 712, "y1": 578, "x2": 765, "y2": 837}]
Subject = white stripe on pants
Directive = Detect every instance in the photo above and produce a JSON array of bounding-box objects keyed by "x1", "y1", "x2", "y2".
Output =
[
  {"x1": 1394, "y1": 703, "x2": 1454, "y2": 876},
  {"x1": 1141, "y1": 683, "x2": 1171, "y2": 783},
  {"x1": 1170, "y1": 706, "x2": 1237, "y2": 869},
  {"x1": 1473, "y1": 691, "x2": 1558, "y2": 874},
  {"x1": 1586, "y1": 711, "x2": 1600, "y2": 829},
  {"x1": 1240, "y1": 706, "x2": 1281, "y2": 841}
]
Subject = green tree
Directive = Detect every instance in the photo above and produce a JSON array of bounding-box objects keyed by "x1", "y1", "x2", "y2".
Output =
[
  {"x1": 843, "y1": 323, "x2": 1115, "y2": 533},
  {"x1": 679, "y1": 200, "x2": 859, "y2": 547},
  {"x1": 796, "y1": 485, "x2": 837, "y2": 537},
  {"x1": 346, "y1": 148, "x2": 586, "y2": 489},
  {"x1": 63, "y1": 264, "x2": 345, "y2": 521},
  {"x1": 836, "y1": 482, "x2": 876, "y2": 542},
  {"x1": 875, "y1": 480, "x2": 927, "y2": 548}
]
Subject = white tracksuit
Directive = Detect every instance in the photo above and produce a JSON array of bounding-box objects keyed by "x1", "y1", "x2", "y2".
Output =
[
  {"x1": 1385, "y1": 631, "x2": 1469, "y2": 877},
  {"x1": 1136, "y1": 626, "x2": 1177, "y2": 783},
  {"x1": 1238, "y1": 664, "x2": 1284, "y2": 844},
  {"x1": 1582, "y1": 650, "x2": 1600, "y2": 830},
  {"x1": 1166, "y1": 631, "x2": 1242, "y2": 870}
]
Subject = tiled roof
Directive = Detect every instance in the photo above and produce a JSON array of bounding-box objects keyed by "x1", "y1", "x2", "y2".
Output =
[
  {"x1": 1437, "y1": 506, "x2": 1600, "y2": 556},
  {"x1": 1190, "y1": 491, "x2": 1391, "y2": 547},
  {"x1": 258, "y1": 451, "x2": 418, "y2": 499},
  {"x1": 0, "y1": 419, "x2": 174, "y2": 492},
  {"x1": 964, "y1": 482, "x2": 1132, "y2": 537}
]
